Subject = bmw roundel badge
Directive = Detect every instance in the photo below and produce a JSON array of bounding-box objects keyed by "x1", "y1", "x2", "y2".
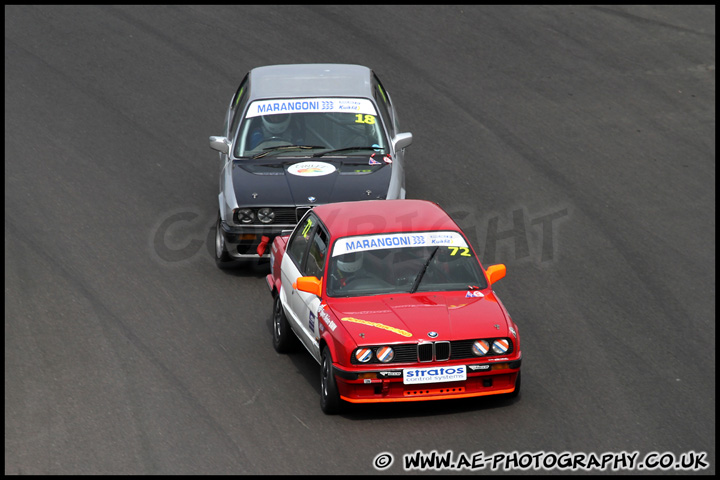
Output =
[
  {"x1": 308, "y1": 196, "x2": 316, "y2": 203},
  {"x1": 428, "y1": 331, "x2": 438, "y2": 338}
]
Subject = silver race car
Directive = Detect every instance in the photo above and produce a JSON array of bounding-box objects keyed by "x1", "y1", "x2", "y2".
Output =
[{"x1": 209, "y1": 64, "x2": 413, "y2": 267}]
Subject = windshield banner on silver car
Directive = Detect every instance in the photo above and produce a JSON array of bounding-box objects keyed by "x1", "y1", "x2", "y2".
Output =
[{"x1": 246, "y1": 98, "x2": 377, "y2": 117}]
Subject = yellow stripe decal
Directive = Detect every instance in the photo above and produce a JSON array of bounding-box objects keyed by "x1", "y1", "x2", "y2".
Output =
[{"x1": 341, "y1": 317, "x2": 412, "y2": 338}]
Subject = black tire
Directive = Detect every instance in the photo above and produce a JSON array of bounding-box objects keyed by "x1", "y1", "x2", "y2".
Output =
[
  {"x1": 509, "y1": 371, "x2": 521, "y2": 398},
  {"x1": 214, "y1": 213, "x2": 235, "y2": 269},
  {"x1": 272, "y1": 294, "x2": 296, "y2": 353},
  {"x1": 320, "y1": 347, "x2": 343, "y2": 414}
]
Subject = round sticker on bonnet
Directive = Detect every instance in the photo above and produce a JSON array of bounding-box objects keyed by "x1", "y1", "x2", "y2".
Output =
[{"x1": 287, "y1": 161, "x2": 336, "y2": 177}]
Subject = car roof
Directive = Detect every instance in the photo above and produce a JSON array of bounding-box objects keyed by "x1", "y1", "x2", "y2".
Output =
[
  {"x1": 312, "y1": 200, "x2": 461, "y2": 238},
  {"x1": 247, "y1": 64, "x2": 374, "y2": 100}
]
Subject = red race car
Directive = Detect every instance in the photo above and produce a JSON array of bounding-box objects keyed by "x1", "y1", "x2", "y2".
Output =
[{"x1": 266, "y1": 199, "x2": 521, "y2": 414}]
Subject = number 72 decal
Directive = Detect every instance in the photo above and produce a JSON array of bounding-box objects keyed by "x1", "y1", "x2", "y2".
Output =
[{"x1": 448, "y1": 246, "x2": 471, "y2": 256}]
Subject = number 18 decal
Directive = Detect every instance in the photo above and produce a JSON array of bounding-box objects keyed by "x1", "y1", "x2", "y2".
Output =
[{"x1": 355, "y1": 114, "x2": 376, "y2": 124}]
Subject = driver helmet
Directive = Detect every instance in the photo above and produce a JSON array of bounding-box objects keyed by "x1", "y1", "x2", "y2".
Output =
[
  {"x1": 337, "y1": 252, "x2": 363, "y2": 273},
  {"x1": 262, "y1": 113, "x2": 291, "y2": 134}
]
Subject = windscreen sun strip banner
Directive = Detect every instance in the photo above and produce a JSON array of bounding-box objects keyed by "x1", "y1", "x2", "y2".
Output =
[
  {"x1": 332, "y1": 231, "x2": 468, "y2": 257},
  {"x1": 246, "y1": 98, "x2": 377, "y2": 118}
]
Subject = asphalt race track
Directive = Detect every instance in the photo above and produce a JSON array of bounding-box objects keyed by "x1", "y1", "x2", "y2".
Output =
[{"x1": 5, "y1": 5, "x2": 715, "y2": 475}]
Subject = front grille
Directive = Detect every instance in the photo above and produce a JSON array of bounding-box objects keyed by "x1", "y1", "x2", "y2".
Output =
[
  {"x1": 418, "y1": 343, "x2": 433, "y2": 362},
  {"x1": 435, "y1": 341, "x2": 451, "y2": 361},
  {"x1": 295, "y1": 206, "x2": 313, "y2": 222},
  {"x1": 417, "y1": 342, "x2": 450, "y2": 362},
  {"x1": 351, "y1": 338, "x2": 513, "y2": 365},
  {"x1": 389, "y1": 345, "x2": 417, "y2": 363},
  {"x1": 271, "y1": 208, "x2": 297, "y2": 224}
]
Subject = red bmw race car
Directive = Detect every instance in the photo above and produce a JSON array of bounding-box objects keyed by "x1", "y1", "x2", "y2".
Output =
[{"x1": 266, "y1": 199, "x2": 521, "y2": 414}]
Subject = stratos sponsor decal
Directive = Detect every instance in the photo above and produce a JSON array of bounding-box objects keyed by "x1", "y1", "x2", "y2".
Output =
[
  {"x1": 333, "y1": 231, "x2": 468, "y2": 257},
  {"x1": 341, "y1": 317, "x2": 412, "y2": 338},
  {"x1": 287, "y1": 161, "x2": 336, "y2": 177},
  {"x1": 246, "y1": 98, "x2": 377, "y2": 117},
  {"x1": 403, "y1": 366, "x2": 467, "y2": 384}
]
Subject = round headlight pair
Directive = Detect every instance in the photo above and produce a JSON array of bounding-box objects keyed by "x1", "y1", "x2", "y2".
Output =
[
  {"x1": 355, "y1": 346, "x2": 395, "y2": 363},
  {"x1": 236, "y1": 208, "x2": 275, "y2": 224},
  {"x1": 472, "y1": 338, "x2": 510, "y2": 356}
]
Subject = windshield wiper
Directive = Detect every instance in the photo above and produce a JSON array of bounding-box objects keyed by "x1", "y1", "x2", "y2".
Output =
[
  {"x1": 252, "y1": 145, "x2": 326, "y2": 159},
  {"x1": 409, "y1": 247, "x2": 439, "y2": 294},
  {"x1": 312, "y1": 146, "x2": 378, "y2": 157}
]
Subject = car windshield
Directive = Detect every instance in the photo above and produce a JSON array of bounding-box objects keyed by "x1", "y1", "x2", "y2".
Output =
[
  {"x1": 234, "y1": 97, "x2": 389, "y2": 158},
  {"x1": 326, "y1": 231, "x2": 488, "y2": 297}
]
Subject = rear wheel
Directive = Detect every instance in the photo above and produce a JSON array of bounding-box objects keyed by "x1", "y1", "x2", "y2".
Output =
[{"x1": 320, "y1": 347, "x2": 343, "y2": 414}]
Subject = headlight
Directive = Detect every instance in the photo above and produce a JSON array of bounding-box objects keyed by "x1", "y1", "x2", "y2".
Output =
[
  {"x1": 491, "y1": 338, "x2": 510, "y2": 355},
  {"x1": 472, "y1": 340, "x2": 490, "y2": 356},
  {"x1": 237, "y1": 208, "x2": 254, "y2": 224},
  {"x1": 354, "y1": 348, "x2": 373, "y2": 363},
  {"x1": 375, "y1": 346, "x2": 394, "y2": 363},
  {"x1": 257, "y1": 207, "x2": 275, "y2": 224}
]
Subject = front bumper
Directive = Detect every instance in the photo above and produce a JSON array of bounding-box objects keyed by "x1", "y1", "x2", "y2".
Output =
[
  {"x1": 333, "y1": 358, "x2": 521, "y2": 403},
  {"x1": 220, "y1": 222, "x2": 291, "y2": 258}
]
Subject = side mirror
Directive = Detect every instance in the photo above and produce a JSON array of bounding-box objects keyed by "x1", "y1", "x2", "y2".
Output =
[
  {"x1": 392, "y1": 132, "x2": 413, "y2": 152},
  {"x1": 293, "y1": 276, "x2": 322, "y2": 296},
  {"x1": 209, "y1": 136, "x2": 230, "y2": 154},
  {"x1": 485, "y1": 264, "x2": 506, "y2": 285}
]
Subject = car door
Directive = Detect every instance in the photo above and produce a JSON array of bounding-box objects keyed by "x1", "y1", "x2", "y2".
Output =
[
  {"x1": 218, "y1": 75, "x2": 250, "y2": 219},
  {"x1": 296, "y1": 224, "x2": 328, "y2": 361},
  {"x1": 280, "y1": 214, "x2": 326, "y2": 361},
  {"x1": 373, "y1": 73, "x2": 408, "y2": 199}
]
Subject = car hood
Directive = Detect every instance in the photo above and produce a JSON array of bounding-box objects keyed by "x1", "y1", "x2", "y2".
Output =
[
  {"x1": 231, "y1": 157, "x2": 392, "y2": 206},
  {"x1": 326, "y1": 291, "x2": 509, "y2": 345}
]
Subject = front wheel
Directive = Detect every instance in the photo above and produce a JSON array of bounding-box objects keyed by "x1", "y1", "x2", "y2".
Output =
[
  {"x1": 509, "y1": 371, "x2": 521, "y2": 399},
  {"x1": 320, "y1": 347, "x2": 343, "y2": 414},
  {"x1": 214, "y1": 213, "x2": 235, "y2": 269},
  {"x1": 272, "y1": 294, "x2": 296, "y2": 353}
]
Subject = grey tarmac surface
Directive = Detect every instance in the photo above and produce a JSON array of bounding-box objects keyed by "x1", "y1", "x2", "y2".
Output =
[{"x1": 5, "y1": 5, "x2": 714, "y2": 474}]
